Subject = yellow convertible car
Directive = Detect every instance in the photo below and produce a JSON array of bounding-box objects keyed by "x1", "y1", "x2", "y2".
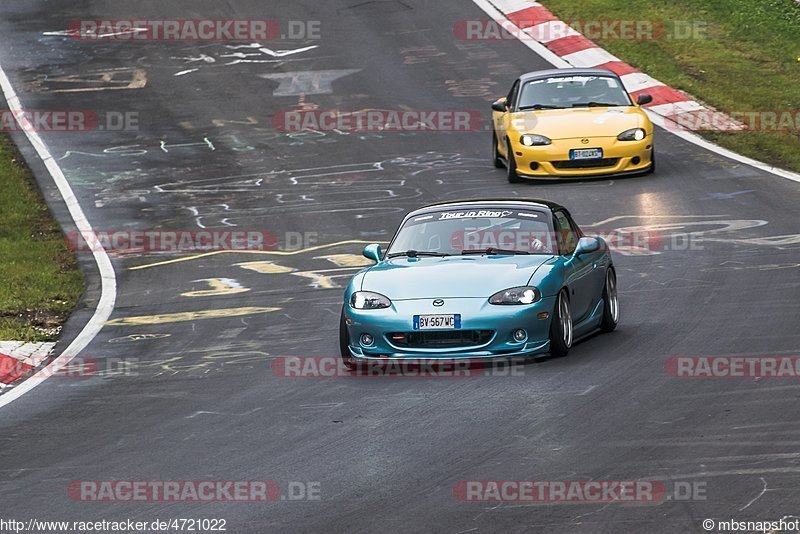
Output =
[{"x1": 491, "y1": 68, "x2": 655, "y2": 182}]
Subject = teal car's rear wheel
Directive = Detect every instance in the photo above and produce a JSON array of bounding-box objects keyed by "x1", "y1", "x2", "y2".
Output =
[
  {"x1": 339, "y1": 308, "x2": 355, "y2": 369},
  {"x1": 600, "y1": 267, "x2": 619, "y2": 332},
  {"x1": 549, "y1": 289, "x2": 573, "y2": 357}
]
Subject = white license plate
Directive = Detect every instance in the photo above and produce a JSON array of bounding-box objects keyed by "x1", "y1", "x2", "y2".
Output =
[
  {"x1": 413, "y1": 314, "x2": 461, "y2": 330},
  {"x1": 570, "y1": 148, "x2": 603, "y2": 160}
]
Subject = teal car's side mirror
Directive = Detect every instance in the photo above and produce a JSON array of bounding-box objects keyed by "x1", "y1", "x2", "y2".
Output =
[
  {"x1": 573, "y1": 237, "x2": 601, "y2": 258},
  {"x1": 362, "y1": 244, "x2": 383, "y2": 263}
]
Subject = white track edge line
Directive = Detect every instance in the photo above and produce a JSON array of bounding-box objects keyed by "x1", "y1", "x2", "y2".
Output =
[
  {"x1": 0, "y1": 63, "x2": 117, "y2": 408},
  {"x1": 472, "y1": 0, "x2": 800, "y2": 184}
]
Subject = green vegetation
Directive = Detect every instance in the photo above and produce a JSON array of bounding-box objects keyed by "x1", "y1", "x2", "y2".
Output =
[{"x1": 0, "y1": 134, "x2": 83, "y2": 341}]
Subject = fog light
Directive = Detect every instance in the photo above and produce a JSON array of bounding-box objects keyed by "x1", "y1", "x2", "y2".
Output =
[
  {"x1": 513, "y1": 329, "x2": 527, "y2": 342},
  {"x1": 530, "y1": 162, "x2": 539, "y2": 170},
  {"x1": 360, "y1": 334, "x2": 374, "y2": 346},
  {"x1": 632, "y1": 156, "x2": 641, "y2": 165}
]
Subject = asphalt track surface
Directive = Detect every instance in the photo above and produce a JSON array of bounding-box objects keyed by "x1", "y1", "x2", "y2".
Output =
[{"x1": 1, "y1": 1, "x2": 799, "y2": 532}]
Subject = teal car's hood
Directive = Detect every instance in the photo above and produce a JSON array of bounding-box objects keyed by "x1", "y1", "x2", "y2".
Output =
[{"x1": 361, "y1": 255, "x2": 555, "y2": 299}]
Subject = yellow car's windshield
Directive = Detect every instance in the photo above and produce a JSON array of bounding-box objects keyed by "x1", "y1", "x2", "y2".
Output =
[{"x1": 518, "y1": 75, "x2": 632, "y2": 110}]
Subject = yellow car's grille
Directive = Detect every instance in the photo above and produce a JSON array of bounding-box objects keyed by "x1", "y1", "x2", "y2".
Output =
[{"x1": 552, "y1": 158, "x2": 619, "y2": 169}]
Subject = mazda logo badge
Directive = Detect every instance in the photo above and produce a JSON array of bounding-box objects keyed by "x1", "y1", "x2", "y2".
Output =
[
  {"x1": 433, "y1": 299, "x2": 444, "y2": 307},
  {"x1": 581, "y1": 138, "x2": 590, "y2": 144}
]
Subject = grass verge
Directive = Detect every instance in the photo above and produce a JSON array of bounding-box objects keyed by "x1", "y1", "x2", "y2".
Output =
[
  {"x1": 0, "y1": 134, "x2": 83, "y2": 341},
  {"x1": 543, "y1": 0, "x2": 800, "y2": 173}
]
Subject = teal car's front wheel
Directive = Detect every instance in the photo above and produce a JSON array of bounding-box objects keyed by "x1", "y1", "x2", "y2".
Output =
[
  {"x1": 339, "y1": 308, "x2": 355, "y2": 370},
  {"x1": 600, "y1": 267, "x2": 619, "y2": 332},
  {"x1": 549, "y1": 289, "x2": 573, "y2": 357}
]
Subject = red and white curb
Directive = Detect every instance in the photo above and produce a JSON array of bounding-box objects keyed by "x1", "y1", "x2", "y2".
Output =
[
  {"x1": 482, "y1": 0, "x2": 743, "y2": 131},
  {"x1": 0, "y1": 342, "x2": 55, "y2": 387}
]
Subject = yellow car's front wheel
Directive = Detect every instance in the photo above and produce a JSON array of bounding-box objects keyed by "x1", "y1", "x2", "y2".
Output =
[
  {"x1": 492, "y1": 132, "x2": 504, "y2": 169},
  {"x1": 647, "y1": 148, "x2": 656, "y2": 174},
  {"x1": 505, "y1": 140, "x2": 524, "y2": 184}
]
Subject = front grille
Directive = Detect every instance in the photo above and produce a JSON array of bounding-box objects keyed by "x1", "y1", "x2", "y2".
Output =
[
  {"x1": 552, "y1": 158, "x2": 619, "y2": 169},
  {"x1": 387, "y1": 330, "x2": 494, "y2": 348}
]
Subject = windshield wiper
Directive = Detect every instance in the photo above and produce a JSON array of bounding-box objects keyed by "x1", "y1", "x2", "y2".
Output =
[
  {"x1": 461, "y1": 248, "x2": 530, "y2": 256},
  {"x1": 387, "y1": 250, "x2": 451, "y2": 258},
  {"x1": 571, "y1": 102, "x2": 622, "y2": 108},
  {"x1": 518, "y1": 104, "x2": 564, "y2": 110}
]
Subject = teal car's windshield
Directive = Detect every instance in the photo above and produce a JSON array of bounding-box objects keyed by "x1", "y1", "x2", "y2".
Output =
[
  {"x1": 387, "y1": 209, "x2": 557, "y2": 256},
  {"x1": 518, "y1": 75, "x2": 632, "y2": 110}
]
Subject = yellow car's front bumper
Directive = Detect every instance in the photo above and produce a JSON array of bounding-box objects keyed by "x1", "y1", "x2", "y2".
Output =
[{"x1": 511, "y1": 135, "x2": 653, "y2": 178}]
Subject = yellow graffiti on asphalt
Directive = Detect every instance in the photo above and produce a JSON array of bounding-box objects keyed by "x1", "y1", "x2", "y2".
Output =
[
  {"x1": 104, "y1": 307, "x2": 280, "y2": 326},
  {"x1": 235, "y1": 258, "x2": 362, "y2": 289},
  {"x1": 291, "y1": 272, "x2": 337, "y2": 289},
  {"x1": 235, "y1": 261, "x2": 297, "y2": 274},
  {"x1": 128, "y1": 240, "x2": 387, "y2": 271},
  {"x1": 181, "y1": 278, "x2": 250, "y2": 297},
  {"x1": 315, "y1": 253, "x2": 373, "y2": 267},
  {"x1": 289, "y1": 266, "x2": 370, "y2": 289}
]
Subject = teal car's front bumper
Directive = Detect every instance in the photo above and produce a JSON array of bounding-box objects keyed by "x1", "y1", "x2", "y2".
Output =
[{"x1": 344, "y1": 295, "x2": 556, "y2": 360}]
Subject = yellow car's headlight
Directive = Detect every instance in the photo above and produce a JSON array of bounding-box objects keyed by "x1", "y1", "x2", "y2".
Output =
[
  {"x1": 520, "y1": 134, "x2": 552, "y2": 146},
  {"x1": 617, "y1": 128, "x2": 646, "y2": 141}
]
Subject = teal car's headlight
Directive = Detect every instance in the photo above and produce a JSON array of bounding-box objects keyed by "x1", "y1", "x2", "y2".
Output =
[
  {"x1": 489, "y1": 286, "x2": 541, "y2": 305},
  {"x1": 617, "y1": 128, "x2": 646, "y2": 141},
  {"x1": 520, "y1": 134, "x2": 551, "y2": 146},
  {"x1": 350, "y1": 291, "x2": 391, "y2": 309}
]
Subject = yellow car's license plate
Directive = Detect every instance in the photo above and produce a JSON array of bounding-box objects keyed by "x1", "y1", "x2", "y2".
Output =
[{"x1": 570, "y1": 148, "x2": 603, "y2": 160}]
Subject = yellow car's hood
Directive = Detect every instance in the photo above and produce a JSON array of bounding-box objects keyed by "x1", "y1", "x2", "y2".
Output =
[{"x1": 513, "y1": 107, "x2": 645, "y2": 140}]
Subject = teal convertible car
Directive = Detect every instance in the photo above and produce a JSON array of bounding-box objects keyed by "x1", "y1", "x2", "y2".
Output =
[{"x1": 340, "y1": 199, "x2": 618, "y2": 367}]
